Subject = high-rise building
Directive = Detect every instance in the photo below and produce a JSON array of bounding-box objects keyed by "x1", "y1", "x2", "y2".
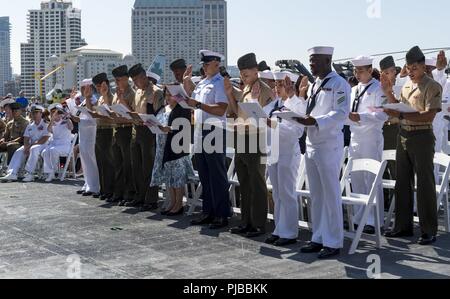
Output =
[
  {"x1": 20, "y1": 0, "x2": 87, "y2": 98},
  {"x1": 0, "y1": 17, "x2": 12, "y2": 96},
  {"x1": 45, "y1": 46, "x2": 137, "y2": 93},
  {"x1": 132, "y1": 0, "x2": 227, "y2": 83}
]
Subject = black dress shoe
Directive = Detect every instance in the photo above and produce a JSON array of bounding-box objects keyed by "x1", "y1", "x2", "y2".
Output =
[
  {"x1": 190, "y1": 215, "x2": 215, "y2": 226},
  {"x1": 384, "y1": 230, "x2": 414, "y2": 238},
  {"x1": 274, "y1": 238, "x2": 297, "y2": 247},
  {"x1": 166, "y1": 207, "x2": 184, "y2": 217},
  {"x1": 300, "y1": 242, "x2": 323, "y2": 253},
  {"x1": 363, "y1": 225, "x2": 376, "y2": 235},
  {"x1": 82, "y1": 192, "x2": 93, "y2": 197},
  {"x1": 118, "y1": 199, "x2": 129, "y2": 207},
  {"x1": 265, "y1": 235, "x2": 280, "y2": 244},
  {"x1": 209, "y1": 218, "x2": 229, "y2": 230},
  {"x1": 125, "y1": 199, "x2": 143, "y2": 207},
  {"x1": 76, "y1": 190, "x2": 85, "y2": 195},
  {"x1": 318, "y1": 247, "x2": 340, "y2": 259},
  {"x1": 101, "y1": 194, "x2": 113, "y2": 201},
  {"x1": 230, "y1": 225, "x2": 251, "y2": 235},
  {"x1": 418, "y1": 234, "x2": 437, "y2": 246},
  {"x1": 140, "y1": 203, "x2": 158, "y2": 212},
  {"x1": 161, "y1": 210, "x2": 171, "y2": 216},
  {"x1": 92, "y1": 193, "x2": 101, "y2": 199},
  {"x1": 106, "y1": 197, "x2": 120, "y2": 204},
  {"x1": 245, "y1": 228, "x2": 266, "y2": 238}
]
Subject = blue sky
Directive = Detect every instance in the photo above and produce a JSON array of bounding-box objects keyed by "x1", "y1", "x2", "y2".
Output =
[{"x1": 3, "y1": 0, "x2": 450, "y2": 74}]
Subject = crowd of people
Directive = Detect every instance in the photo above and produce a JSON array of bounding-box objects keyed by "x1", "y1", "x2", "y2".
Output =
[{"x1": 0, "y1": 45, "x2": 449, "y2": 259}]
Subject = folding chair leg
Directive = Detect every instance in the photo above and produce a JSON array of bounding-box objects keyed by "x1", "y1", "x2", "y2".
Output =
[
  {"x1": 384, "y1": 197, "x2": 396, "y2": 231},
  {"x1": 374, "y1": 202, "x2": 382, "y2": 249},
  {"x1": 444, "y1": 193, "x2": 450, "y2": 233},
  {"x1": 349, "y1": 207, "x2": 371, "y2": 255},
  {"x1": 188, "y1": 183, "x2": 202, "y2": 216}
]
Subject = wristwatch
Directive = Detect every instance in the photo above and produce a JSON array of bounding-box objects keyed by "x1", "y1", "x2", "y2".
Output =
[{"x1": 195, "y1": 101, "x2": 202, "y2": 110}]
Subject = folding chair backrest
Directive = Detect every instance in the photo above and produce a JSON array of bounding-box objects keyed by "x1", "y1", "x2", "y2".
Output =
[
  {"x1": 434, "y1": 152, "x2": 450, "y2": 194},
  {"x1": 342, "y1": 158, "x2": 387, "y2": 200}
]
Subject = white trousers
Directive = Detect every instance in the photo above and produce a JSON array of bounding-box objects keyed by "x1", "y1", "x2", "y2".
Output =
[
  {"x1": 79, "y1": 122, "x2": 100, "y2": 193},
  {"x1": 306, "y1": 145, "x2": 344, "y2": 249},
  {"x1": 42, "y1": 144, "x2": 70, "y2": 174},
  {"x1": 433, "y1": 113, "x2": 445, "y2": 153},
  {"x1": 349, "y1": 137, "x2": 384, "y2": 227},
  {"x1": 8, "y1": 144, "x2": 47, "y2": 175},
  {"x1": 268, "y1": 152, "x2": 302, "y2": 239}
]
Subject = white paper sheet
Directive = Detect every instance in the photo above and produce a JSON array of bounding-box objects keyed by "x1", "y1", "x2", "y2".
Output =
[
  {"x1": 383, "y1": 103, "x2": 418, "y2": 113},
  {"x1": 272, "y1": 111, "x2": 307, "y2": 124},
  {"x1": 238, "y1": 102, "x2": 268, "y2": 119},
  {"x1": 110, "y1": 104, "x2": 132, "y2": 120}
]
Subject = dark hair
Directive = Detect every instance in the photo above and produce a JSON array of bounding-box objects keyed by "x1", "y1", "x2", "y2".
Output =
[{"x1": 372, "y1": 68, "x2": 381, "y2": 81}]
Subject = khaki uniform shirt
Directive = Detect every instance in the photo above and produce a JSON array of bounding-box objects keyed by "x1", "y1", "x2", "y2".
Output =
[
  {"x1": 97, "y1": 93, "x2": 115, "y2": 128},
  {"x1": 0, "y1": 118, "x2": 6, "y2": 139},
  {"x1": 237, "y1": 79, "x2": 274, "y2": 119},
  {"x1": 400, "y1": 75, "x2": 442, "y2": 127},
  {"x1": 134, "y1": 83, "x2": 164, "y2": 115},
  {"x1": 112, "y1": 86, "x2": 136, "y2": 111},
  {"x1": 3, "y1": 116, "x2": 29, "y2": 143}
]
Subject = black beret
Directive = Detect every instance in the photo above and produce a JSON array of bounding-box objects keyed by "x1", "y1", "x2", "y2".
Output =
[
  {"x1": 112, "y1": 65, "x2": 129, "y2": 78},
  {"x1": 92, "y1": 73, "x2": 108, "y2": 85},
  {"x1": 380, "y1": 56, "x2": 396, "y2": 71},
  {"x1": 9, "y1": 102, "x2": 22, "y2": 110},
  {"x1": 238, "y1": 53, "x2": 258, "y2": 71},
  {"x1": 258, "y1": 61, "x2": 271, "y2": 72},
  {"x1": 170, "y1": 59, "x2": 187, "y2": 71},
  {"x1": 406, "y1": 46, "x2": 425, "y2": 65},
  {"x1": 128, "y1": 64, "x2": 146, "y2": 77}
]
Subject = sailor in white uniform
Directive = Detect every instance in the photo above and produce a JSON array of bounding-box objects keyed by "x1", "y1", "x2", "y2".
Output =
[
  {"x1": 348, "y1": 56, "x2": 388, "y2": 234},
  {"x1": 77, "y1": 79, "x2": 101, "y2": 196},
  {"x1": 264, "y1": 71, "x2": 306, "y2": 246},
  {"x1": 42, "y1": 104, "x2": 74, "y2": 182},
  {"x1": 295, "y1": 46, "x2": 351, "y2": 259},
  {"x1": 1, "y1": 105, "x2": 50, "y2": 182}
]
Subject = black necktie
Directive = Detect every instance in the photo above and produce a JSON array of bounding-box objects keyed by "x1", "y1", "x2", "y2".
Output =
[
  {"x1": 306, "y1": 77, "x2": 332, "y2": 115},
  {"x1": 352, "y1": 83, "x2": 374, "y2": 113}
]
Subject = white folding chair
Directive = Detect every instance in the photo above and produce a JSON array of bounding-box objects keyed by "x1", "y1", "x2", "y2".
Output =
[
  {"x1": 384, "y1": 152, "x2": 450, "y2": 233},
  {"x1": 341, "y1": 158, "x2": 387, "y2": 255},
  {"x1": 57, "y1": 134, "x2": 78, "y2": 182},
  {"x1": 382, "y1": 150, "x2": 397, "y2": 230}
]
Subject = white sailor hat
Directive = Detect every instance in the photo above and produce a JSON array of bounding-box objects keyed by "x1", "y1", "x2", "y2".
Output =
[
  {"x1": 0, "y1": 98, "x2": 16, "y2": 108},
  {"x1": 351, "y1": 55, "x2": 374, "y2": 67},
  {"x1": 273, "y1": 71, "x2": 288, "y2": 81},
  {"x1": 80, "y1": 78, "x2": 93, "y2": 87},
  {"x1": 30, "y1": 104, "x2": 45, "y2": 112},
  {"x1": 191, "y1": 76, "x2": 202, "y2": 84},
  {"x1": 308, "y1": 46, "x2": 334, "y2": 56},
  {"x1": 425, "y1": 57, "x2": 437, "y2": 67},
  {"x1": 146, "y1": 71, "x2": 161, "y2": 82},
  {"x1": 258, "y1": 70, "x2": 275, "y2": 80},
  {"x1": 199, "y1": 49, "x2": 225, "y2": 64},
  {"x1": 48, "y1": 103, "x2": 63, "y2": 111},
  {"x1": 285, "y1": 71, "x2": 300, "y2": 83}
]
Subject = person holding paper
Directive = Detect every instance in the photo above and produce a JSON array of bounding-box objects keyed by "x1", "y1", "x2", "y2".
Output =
[
  {"x1": 41, "y1": 104, "x2": 74, "y2": 182},
  {"x1": 150, "y1": 90, "x2": 194, "y2": 216},
  {"x1": 128, "y1": 64, "x2": 165, "y2": 212},
  {"x1": 92, "y1": 73, "x2": 116, "y2": 202},
  {"x1": 76, "y1": 79, "x2": 100, "y2": 197},
  {"x1": 295, "y1": 46, "x2": 351, "y2": 259},
  {"x1": 264, "y1": 71, "x2": 306, "y2": 246},
  {"x1": 184, "y1": 50, "x2": 231, "y2": 230},
  {"x1": 226, "y1": 53, "x2": 274, "y2": 238},
  {"x1": 111, "y1": 65, "x2": 136, "y2": 206},
  {"x1": 382, "y1": 46, "x2": 442, "y2": 245},
  {"x1": 347, "y1": 56, "x2": 388, "y2": 235},
  {"x1": 380, "y1": 56, "x2": 402, "y2": 210}
]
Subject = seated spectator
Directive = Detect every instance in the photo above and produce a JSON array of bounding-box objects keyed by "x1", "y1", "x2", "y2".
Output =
[
  {"x1": 1, "y1": 105, "x2": 50, "y2": 182},
  {"x1": 0, "y1": 100, "x2": 29, "y2": 164},
  {"x1": 41, "y1": 104, "x2": 74, "y2": 182}
]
